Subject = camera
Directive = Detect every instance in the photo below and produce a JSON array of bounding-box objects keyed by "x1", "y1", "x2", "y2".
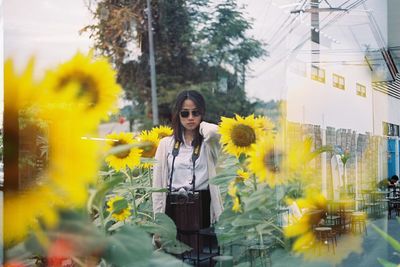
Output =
[{"x1": 168, "y1": 187, "x2": 199, "y2": 205}]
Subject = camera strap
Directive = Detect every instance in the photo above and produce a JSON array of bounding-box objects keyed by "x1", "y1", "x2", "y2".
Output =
[{"x1": 168, "y1": 140, "x2": 201, "y2": 193}]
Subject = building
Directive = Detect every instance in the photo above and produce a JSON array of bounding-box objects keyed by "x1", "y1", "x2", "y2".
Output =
[{"x1": 264, "y1": 0, "x2": 400, "y2": 197}]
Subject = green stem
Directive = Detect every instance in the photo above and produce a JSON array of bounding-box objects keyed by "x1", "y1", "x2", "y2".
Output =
[
  {"x1": 123, "y1": 170, "x2": 138, "y2": 217},
  {"x1": 137, "y1": 211, "x2": 153, "y2": 220},
  {"x1": 148, "y1": 167, "x2": 152, "y2": 187},
  {"x1": 252, "y1": 174, "x2": 258, "y2": 191},
  {"x1": 99, "y1": 205, "x2": 107, "y2": 233}
]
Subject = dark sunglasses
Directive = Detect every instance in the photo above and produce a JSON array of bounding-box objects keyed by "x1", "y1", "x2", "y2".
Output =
[{"x1": 180, "y1": 110, "x2": 201, "y2": 118}]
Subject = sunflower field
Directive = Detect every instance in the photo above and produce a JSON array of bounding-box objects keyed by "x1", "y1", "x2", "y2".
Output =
[{"x1": 4, "y1": 52, "x2": 371, "y2": 267}]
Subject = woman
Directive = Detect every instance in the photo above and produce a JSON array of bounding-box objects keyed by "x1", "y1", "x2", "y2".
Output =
[{"x1": 152, "y1": 90, "x2": 223, "y2": 252}]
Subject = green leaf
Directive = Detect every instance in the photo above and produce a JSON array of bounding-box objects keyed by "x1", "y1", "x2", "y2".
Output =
[
  {"x1": 112, "y1": 198, "x2": 128, "y2": 214},
  {"x1": 106, "y1": 143, "x2": 145, "y2": 156},
  {"x1": 244, "y1": 187, "x2": 275, "y2": 212},
  {"x1": 103, "y1": 225, "x2": 153, "y2": 267},
  {"x1": 377, "y1": 257, "x2": 398, "y2": 267},
  {"x1": 231, "y1": 217, "x2": 261, "y2": 227},
  {"x1": 88, "y1": 174, "x2": 125, "y2": 213},
  {"x1": 371, "y1": 223, "x2": 400, "y2": 252},
  {"x1": 140, "y1": 213, "x2": 191, "y2": 254},
  {"x1": 149, "y1": 251, "x2": 191, "y2": 267},
  {"x1": 209, "y1": 172, "x2": 237, "y2": 186}
]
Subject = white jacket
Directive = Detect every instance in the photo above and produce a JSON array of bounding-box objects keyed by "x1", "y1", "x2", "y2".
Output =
[{"x1": 152, "y1": 121, "x2": 224, "y2": 223}]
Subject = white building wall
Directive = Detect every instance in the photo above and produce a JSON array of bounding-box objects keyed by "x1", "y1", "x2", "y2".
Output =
[
  {"x1": 372, "y1": 90, "x2": 400, "y2": 135},
  {"x1": 286, "y1": 63, "x2": 373, "y2": 133}
]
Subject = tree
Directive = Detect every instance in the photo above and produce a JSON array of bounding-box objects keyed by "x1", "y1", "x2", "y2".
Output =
[{"x1": 83, "y1": 0, "x2": 267, "y2": 125}]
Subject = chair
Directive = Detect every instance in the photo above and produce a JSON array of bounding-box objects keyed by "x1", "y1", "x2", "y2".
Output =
[
  {"x1": 247, "y1": 244, "x2": 272, "y2": 267},
  {"x1": 314, "y1": 227, "x2": 336, "y2": 254},
  {"x1": 350, "y1": 211, "x2": 367, "y2": 235},
  {"x1": 361, "y1": 190, "x2": 380, "y2": 218}
]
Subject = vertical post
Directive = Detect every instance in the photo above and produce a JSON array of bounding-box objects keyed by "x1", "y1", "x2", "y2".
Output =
[
  {"x1": 311, "y1": 0, "x2": 320, "y2": 62},
  {"x1": 355, "y1": 134, "x2": 359, "y2": 210},
  {"x1": 395, "y1": 136, "x2": 399, "y2": 177},
  {"x1": 321, "y1": 127, "x2": 327, "y2": 197},
  {"x1": 146, "y1": 0, "x2": 159, "y2": 125}
]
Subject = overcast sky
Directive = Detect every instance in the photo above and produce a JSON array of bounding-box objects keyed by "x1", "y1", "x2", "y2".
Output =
[
  {"x1": 3, "y1": 0, "x2": 303, "y2": 102},
  {"x1": 4, "y1": 0, "x2": 93, "y2": 75}
]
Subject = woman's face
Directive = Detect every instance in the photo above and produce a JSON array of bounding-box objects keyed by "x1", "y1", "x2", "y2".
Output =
[{"x1": 179, "y1": 99, "x2": 202, "y2": 132}]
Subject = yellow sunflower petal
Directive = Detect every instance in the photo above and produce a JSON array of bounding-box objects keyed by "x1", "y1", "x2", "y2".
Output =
[
  {"x1": 106, "y1": 195, "x2": 132, "y2": 221},
  {"x1": 151, "y1": 125, "x2": 173, "y2": 140},
  {"x1": 247, "y1": 134, "x2": 285, "y2": 187},
  {"x1": 105, "y1": 132, "x2": 143, "y2": 171},
  {"x1": 138, "y1": 130, "x2": 159, "y2": 168},
  {"x1": 40, "y1": 52, "x2": 122, "y2": 126},
  {"x1": 219, "y1": 114, "x2": 266, "y2": 157}
]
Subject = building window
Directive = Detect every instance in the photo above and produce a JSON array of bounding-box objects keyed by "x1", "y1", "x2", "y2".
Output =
[
  {"x1": 311, "y1": 65, "x2": 325, "y2": 83},
  {"x1": 332, "y1": 74, "x2": 345, "y2": 90},
  {"x1": 356, "y1": 83, "x2": 366, "y2": 97},
  {"x1": 383, "y1": 122, "x2": 400, "y2": 136}
]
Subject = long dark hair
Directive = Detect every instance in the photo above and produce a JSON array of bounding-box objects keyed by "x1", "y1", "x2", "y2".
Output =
[{"x1": 171, "y1": 90, "x2": 205, "y2": 147}]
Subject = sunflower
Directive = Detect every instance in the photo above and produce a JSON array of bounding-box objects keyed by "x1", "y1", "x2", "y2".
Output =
[
  {"x1": 255, "y1": 116, "x2": 276, "y2": 135},
  {"x1": 138, "y1": 130, "x2": 159, "y2": 168},
  {"x1": 151, "y1": 125, "x2": 173, "y2": 139},
  {"x1": 106, "y1": 195, "x2": 132, "y2": 221},
  {"x1": 284, "y1": 189, "x2": 327, "y2": 255},
  {"x1": 236, "y1": 168, "x2": 250, "y2": 182},
  {"x1": 40, "y1": 52, "x2": 122, "y2": 126},
  {"x1": 4, "y1": 59, "x2": 101, "y2": 246},
  {"x1": 219, "y1": 114, "x2": 266, "y2": 157},
  {"x1": 247, "y1": 134, "x2": 285, "y2": 187},
  {"x1": 105, "y1": 132, "x2": 142, "y2": 172}
]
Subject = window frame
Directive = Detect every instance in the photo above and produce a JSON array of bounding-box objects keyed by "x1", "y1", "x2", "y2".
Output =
[
  {"x1": 332, "y1": 73, "x2": 345, "y2": 90},
  {"x1": 356, "y1": 82, "x2": 366, "y2": 97},
  {"x1": 311, "y1": 65, "x2": 326, "y2": 83}
]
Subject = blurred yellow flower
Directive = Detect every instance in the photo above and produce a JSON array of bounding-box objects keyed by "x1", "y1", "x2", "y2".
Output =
[
  {"x1": 151, "y1": 125, "x2": 173, "y2": 139},
  {"x1": 227, "y1": 181, "x2": 238, "y2": 197},
  {"x1": 4, "y1": 59, "x2": 101, "y2": 246},
  {"x1": 138, "y1": 130, "x2": 159, "y2": 168},
  {"x1": 219, "y1": 114, "x2": 265, "y2": 157},
  {"x1": 284, "y1": 189, "x2": 327, "y2": 255},
  {"x1": 236, "y1": 169, "x2": 250, "y2": 182},
  {"x1": 105, "y1": 132, "x2": 142, "y2": 171},
  {"x1": 255, "y1": 116, "x2": 275, "y2": 134},
  {"x1": 107, "y1": 196, "x2": 132, "y2": 221},
  {"x1": 247, "y1": 135, "x2": 285, "y2": 187},
  {"x1": 232, "y1": 197, "x2": 242, "y2": 213},
  {"x1": 41, "y1": 52, "x2": 122, "y2": 125}
]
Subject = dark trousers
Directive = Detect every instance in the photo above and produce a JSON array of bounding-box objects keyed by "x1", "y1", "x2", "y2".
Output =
[{"x1": 165, "y1": 190, "x2": 211, "y2": 252}]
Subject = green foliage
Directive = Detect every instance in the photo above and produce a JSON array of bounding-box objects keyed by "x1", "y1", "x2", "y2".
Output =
[{"x1": 84, "y1": 0, "x2": 266, "y2": 125}]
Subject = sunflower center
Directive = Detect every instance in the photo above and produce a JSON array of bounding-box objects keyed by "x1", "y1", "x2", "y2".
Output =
[
  {"x1": 263, "y1": 149, "x2": 281, "y2": 173},
  {"x1": 58, "y1": 72, "x2": 99, "y2": 108},
  {"x1": 113, "y1": 140, "x2": 130, "y2": 159},
  {"x1": 141, "y1": 143, "x2": 157, "y2": 158},
  {"x1": 231, "y1": 124, "x2": 256, "y2": 147}
]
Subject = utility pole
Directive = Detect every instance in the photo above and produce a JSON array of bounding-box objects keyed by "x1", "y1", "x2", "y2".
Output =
[{"x1": 146, "y1": 0, "x2": 159, "y2": 125}]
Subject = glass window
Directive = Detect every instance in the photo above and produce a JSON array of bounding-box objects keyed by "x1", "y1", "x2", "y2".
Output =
[
  {"x1": 311, "y1": 65, "x2": 325, "y2": 83},
  {"x1": 333, "y1": 74, "x2": 345, "y2": 90},
  {"x1": 356, "y1": 83, "x2": 366, "y2": 97}
]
